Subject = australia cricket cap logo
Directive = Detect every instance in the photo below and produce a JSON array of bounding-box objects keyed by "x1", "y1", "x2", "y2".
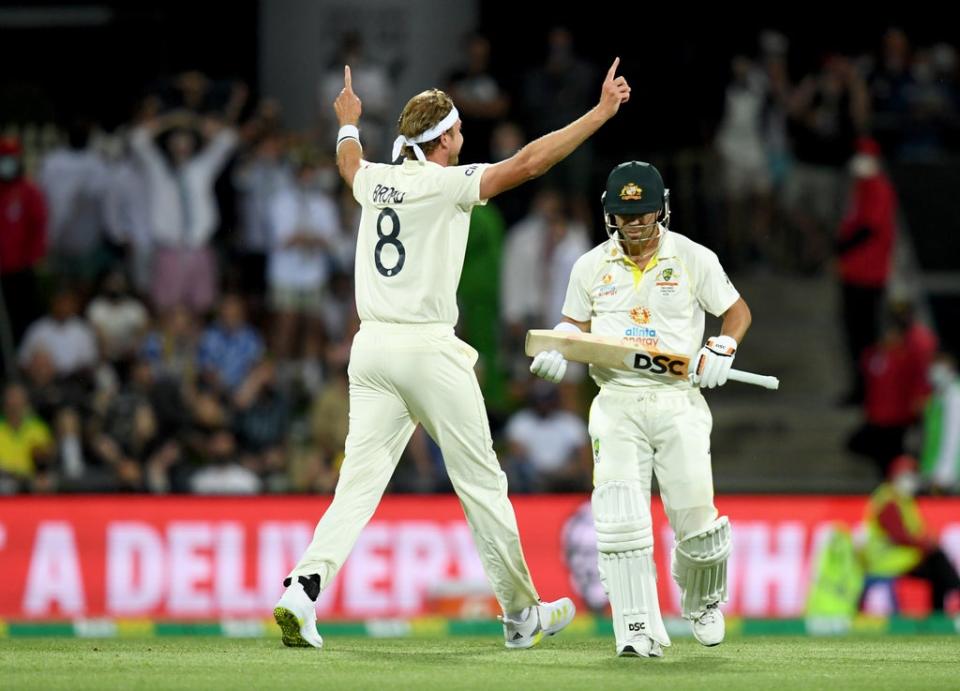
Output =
[
  {"x1": 619, "y1": 183, "x2": 643, "y2": 201},
  {"x1": 629, "y1": 306, "x2": 652, "y2": 325},
  {"x1": 656, "y1": 267, "x2": 677, "y2": 282}
]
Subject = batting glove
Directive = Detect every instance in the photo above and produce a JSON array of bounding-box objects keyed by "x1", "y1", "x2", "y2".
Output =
[
  {"x1": 691, "y1": 335, "x2": 737, "y2": 388},
  {"x1": 530, "y1": 350, "x2": 568, "y2": 383}
]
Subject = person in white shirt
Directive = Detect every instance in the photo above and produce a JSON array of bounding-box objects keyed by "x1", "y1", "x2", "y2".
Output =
[
  {"x1": 501, "y1": 188, "x2": 590, "y2": 381},
  {"x1": 19, "y1": 290, "x2": 99, "y2": 377},
  {"x1": 267, "y1": 154, "x2": 340, "y2": 368},
  {"x1": 530, "y1": 161, "x2": 752, "y2": 658},
  {"x1": 130, "y1": 113, "x2": 238, "y2": 312},
  {"x1": 38, "y1": 124, "x2": 111, "y2": 282},
  {"x1": 273, "y1": 60, "x2": 632, "y2": 651},
  {"x1": 318, "y1": 33, "x2": 393, "y2": 160},
  {"x1": 85, "y1": 271, "x2": 149, "y2": 364},
  {"x1": 103, "y1": 141, "x2": 155, "y2": 295},
  {"x1": 505, "y1": 382, "x2": 589, "y2": 492},
  {"x1": 232, "y1": 133, "x2": 293, "y2": 299}
]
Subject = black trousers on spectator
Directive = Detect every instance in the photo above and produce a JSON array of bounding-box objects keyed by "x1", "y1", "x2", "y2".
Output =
[
  {"x1": 841, "y1": 282, "x2": 884, "y2": 402},
  {"x1": 910, "y1": 548, "x2": 960, "y2": 612},
  {"x1": 847, "y1": 423, "x2": 908, "y2": 477},
  {"x1": 0, "y1": 269, "x2": 42, "y2": 379},
  {"x1": 0, "y1": 268, "x2": 41, "y2": 343}
]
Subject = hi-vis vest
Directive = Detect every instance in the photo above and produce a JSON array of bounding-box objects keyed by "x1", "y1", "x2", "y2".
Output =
[{"x1": 862, "y1": 483, "x2": 925, "y2": 576}]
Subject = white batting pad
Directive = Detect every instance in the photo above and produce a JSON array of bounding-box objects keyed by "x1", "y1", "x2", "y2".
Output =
[
  {"x1": 671, "y1": 516, "x2": 732, "y2": 618},
  {"x1": 592, "y1": 482, "x2": 671, "y2": 648}
]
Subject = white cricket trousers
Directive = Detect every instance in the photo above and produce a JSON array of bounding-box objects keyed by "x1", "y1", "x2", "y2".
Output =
[
  {"x1": 590, "y1": 385, "x2": 719, "y2": 540},
  {"x1": 289, "y1": 322, "x2": 541, "y2": 613}
]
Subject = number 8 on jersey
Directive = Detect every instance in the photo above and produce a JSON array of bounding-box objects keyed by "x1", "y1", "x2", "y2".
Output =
[{"x1": 375, "y1": 207, "x2": 405, "y2": 277}]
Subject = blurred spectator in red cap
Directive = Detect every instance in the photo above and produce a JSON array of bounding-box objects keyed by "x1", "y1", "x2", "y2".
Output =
[
  {"x1": 0, "y1": 137, "x2": 47, "y2": 353},
  {"x1": 862, "y1": 455, "x2": 960, "y2": 612},
  {"x1": 836, "y1": 137, "x2": 897, "y2": 405}
]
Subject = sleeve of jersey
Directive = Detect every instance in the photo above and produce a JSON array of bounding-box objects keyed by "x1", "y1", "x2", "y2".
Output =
[
  {"x1": 350, "y1": 162, "x2": 375, "y2": 205},
  {"x1": 442, "y1": 164, "x2": 491, "y2": 210},
  {"x1": 561, "y1": 254, "x2": 593, "y2": 323},
  {"x1": 696, "y1": 248, "x2": 740, "y2": 317}
]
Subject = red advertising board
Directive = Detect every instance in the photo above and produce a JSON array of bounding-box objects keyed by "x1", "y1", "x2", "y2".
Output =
[{"x1": 1, "y1": 495, "x2": 958, "y2": 620}]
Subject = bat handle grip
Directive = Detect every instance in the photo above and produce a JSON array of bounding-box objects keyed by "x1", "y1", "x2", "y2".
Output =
[{"x1": 727, "y1": 368, "x2": 780, "y2": 390}]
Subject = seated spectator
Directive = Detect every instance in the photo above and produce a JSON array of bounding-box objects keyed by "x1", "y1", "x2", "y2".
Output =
[
  {"x1": 232, "y1": 361, "x2": 290, "y2": 490},
  {"x1": 190, "y1": 428, "x2": 261, "y2": 494},
  {"x1": 861, "y1": 456, "x2": 960, "y2": 612},
  {"x1": 90, "y1": 387, "x2": 180, "y2": 493},
  {"x1": 86, "y1": 271, "x2": 150, "y2": 368},
  {"x1": 19, "y1": 290, "x2": 98, "y2": 379},
  {"x1": 22, "y1": 348, "x2": 88, "y2": 423},
  {"x1": 504, "y1": 382, "x2": 589, "y2": 492},
  {"x1": 0, "y1": 382, "x2": 54, "y2": 493},
  {"x1": 921, "y1": 354, "x2": 960, "y2": 494},
  {"x1": 309, "y1": 353, "x2": 349, "y2": 471},
  {"x1": 140, "y1": 306, "x2": 199, "y2": 384},
  {"x1": 197, "y1": 293, "x2": 264, "y2": 394}
]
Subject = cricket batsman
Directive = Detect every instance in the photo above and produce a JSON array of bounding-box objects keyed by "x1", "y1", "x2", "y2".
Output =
[
  {"x1": 273, "y1": 61, "x2": 631, "y2": 649},
  {"x1": 530, "y1": 161, "x2": 752, "y2": 657}
]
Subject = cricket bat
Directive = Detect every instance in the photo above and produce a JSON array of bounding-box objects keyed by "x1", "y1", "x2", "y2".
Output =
[{"x1": 525, "y1": 329, "x2": 779, "y2": 390}]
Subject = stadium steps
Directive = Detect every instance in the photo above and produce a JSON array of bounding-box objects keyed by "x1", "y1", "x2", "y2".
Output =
[{"x1": 705, "y1": 273, "x2": 875, "y2": 494}]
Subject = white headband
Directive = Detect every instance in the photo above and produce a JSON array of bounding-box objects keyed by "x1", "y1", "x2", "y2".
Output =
[{"x1": 391, "y1": 107, "x2": 459, "y2": 162}]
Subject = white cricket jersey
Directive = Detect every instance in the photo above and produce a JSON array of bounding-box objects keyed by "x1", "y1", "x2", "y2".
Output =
[
  {"x1": 350, "y1": 159, "x2": 489, "y2": 326},
  {"x1": 561, "y1": 231, "x2": 740, "y2": 390}
]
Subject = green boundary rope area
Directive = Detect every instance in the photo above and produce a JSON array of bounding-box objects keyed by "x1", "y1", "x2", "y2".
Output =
[{"x1": 2, "y1": 615, "x2": 958, "y2": 638}]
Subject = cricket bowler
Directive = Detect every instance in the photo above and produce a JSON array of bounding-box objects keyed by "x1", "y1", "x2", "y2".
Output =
[{"x1": 273, "y1": 61, "x2": 631, "y2": 649}]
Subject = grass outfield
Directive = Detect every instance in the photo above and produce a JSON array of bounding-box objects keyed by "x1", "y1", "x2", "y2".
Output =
[{"x1": 2, "y1": 636, "x2": 959, "y2": 690}]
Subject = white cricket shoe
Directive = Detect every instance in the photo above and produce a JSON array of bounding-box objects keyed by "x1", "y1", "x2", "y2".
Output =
[
  {"x1": 691, "y1": 602, "x2": 724, "y2": 647},
  {"x1": 501, "y1": 597, "x2": 576, "y2": 649},
  {"x1": 617, "y1": 636, "x2": 664, "y2": 658},
  {"x1": 273, "y1": 575, "x2": 324, "y2": 649}
]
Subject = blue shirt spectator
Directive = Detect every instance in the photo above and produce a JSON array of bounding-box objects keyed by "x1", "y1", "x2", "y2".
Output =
[{"x1": 197, "y1": 294, "x2": 264, "y2": 392}]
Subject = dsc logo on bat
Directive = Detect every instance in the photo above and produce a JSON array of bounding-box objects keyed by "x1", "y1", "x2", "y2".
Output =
[{"x1": 630, "y1": 353, "x2": 687, "y2": 376}]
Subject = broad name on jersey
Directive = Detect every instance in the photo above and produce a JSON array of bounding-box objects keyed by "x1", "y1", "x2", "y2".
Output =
[{"x1": 372, "y1": 184, "x2": 406, "y2": 205}]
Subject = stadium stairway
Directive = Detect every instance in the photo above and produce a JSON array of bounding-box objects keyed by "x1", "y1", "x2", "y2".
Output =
[{"x1": 705, "y1": 272, "x2": 875, "y2": 494}]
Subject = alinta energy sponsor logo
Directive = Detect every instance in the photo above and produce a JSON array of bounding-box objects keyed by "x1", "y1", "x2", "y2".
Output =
[{"x1": 623, "y1": 326, "x2": 659, "y2": 349}]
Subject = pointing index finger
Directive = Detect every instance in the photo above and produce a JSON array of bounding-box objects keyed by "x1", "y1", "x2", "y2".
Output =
[
  {"x1": 344, "y1": 65, "x2": 352, "y2": 91},
  {"x1": 606, "y1": 57, "x2": 620, "y2": 82}
]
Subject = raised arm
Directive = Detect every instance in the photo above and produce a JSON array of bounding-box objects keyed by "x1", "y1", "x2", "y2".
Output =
[
  {"x1": 479, "y1": 57, "x2": 630, "y2": 200},
  {"x1": 334, "y1": 65, "x2": 364, "y2": 188}
]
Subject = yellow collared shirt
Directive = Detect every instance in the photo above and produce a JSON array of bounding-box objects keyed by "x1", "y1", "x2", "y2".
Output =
[{"x1": 561, "y1": 232, "x2": 740, "y2": 389}]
